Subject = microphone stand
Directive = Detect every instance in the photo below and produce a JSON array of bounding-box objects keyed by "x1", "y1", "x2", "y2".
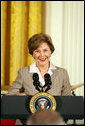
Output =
[
  {"x1": 45, "y1": 86, "x2": 51, "y2": 92},
  {"x1": 41, "y1": 87, "x2": 44, "y2": 92}
]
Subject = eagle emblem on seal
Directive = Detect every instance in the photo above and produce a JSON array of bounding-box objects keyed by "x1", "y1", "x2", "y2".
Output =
[{"x1": 37, "y1": 98, "x2": 49, "y2": 109}]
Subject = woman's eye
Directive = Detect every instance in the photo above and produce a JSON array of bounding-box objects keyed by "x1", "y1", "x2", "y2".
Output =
[
  {"x1": 44, "y1": 49, "x2": 48, "y2": 52},
  {"x1": 35, "y1": 50, "x2": 40, "y2": 53}
]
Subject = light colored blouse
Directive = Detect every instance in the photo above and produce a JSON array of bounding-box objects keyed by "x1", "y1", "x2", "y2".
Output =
[{"x1": 29, "y1": 61, "x2": 56, "y2": 86}]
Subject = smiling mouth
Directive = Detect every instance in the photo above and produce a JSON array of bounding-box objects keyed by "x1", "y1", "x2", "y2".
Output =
[{"x1": 39, "y1": 58, "x2": 47, "y2": 62}]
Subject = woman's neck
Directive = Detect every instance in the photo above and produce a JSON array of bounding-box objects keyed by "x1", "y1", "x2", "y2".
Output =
[{"x1": 36, "y1": 62, "x2": 50, "y2": 73}]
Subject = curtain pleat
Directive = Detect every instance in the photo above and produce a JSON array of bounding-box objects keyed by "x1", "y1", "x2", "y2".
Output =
[{"x1": 1, "y1": 1, "x2": 7, "y2": 86}]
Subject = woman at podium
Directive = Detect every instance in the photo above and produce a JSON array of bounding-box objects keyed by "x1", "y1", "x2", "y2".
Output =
[
  {"x1": 7, "y1": 33, "x2": 71, "y2": 125},
  {"x1": 7, "y1": 33, "x2": 71, "y2": 96}
]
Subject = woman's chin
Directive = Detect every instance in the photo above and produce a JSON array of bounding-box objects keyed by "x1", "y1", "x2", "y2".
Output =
[{"x1": 38, "y1": 60, "x2": 49, "y2": 66}]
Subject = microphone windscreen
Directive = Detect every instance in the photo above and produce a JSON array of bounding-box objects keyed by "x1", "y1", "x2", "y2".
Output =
[
  {"x1": 44, "y1": 73, "x2": 51, "y2": 81},
  {"x1": 44, "y1": 73, "x2": 50, "y2": 78},
  {"x1": 33, "y1": 73, "x2": 39, "y2": 80}
]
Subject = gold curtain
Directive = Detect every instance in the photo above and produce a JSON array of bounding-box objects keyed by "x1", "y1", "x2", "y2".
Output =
[
  {"x1": 1, "y1": 1, "x2": 7, "y2": 87},
  {"x1": 1, "y1": 1, "x2": 42, "y2": 90},
  {"x1": 28, "y1": 1, "x2": 42, "y2": 66}
]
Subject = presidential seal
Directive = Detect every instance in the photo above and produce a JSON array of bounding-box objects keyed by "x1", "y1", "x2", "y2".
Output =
[{"x1": 29, "y1": 92, "x2": 56, "y2": 113}]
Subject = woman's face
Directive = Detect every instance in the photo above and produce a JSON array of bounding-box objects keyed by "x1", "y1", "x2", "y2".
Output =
[{"x1": 33, "y1": 42, "x2": 52, "y2": 67}]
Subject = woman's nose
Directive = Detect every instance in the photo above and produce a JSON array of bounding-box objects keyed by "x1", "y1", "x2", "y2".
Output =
[{"x1": 40, "y1": 51, "x2": 45, "y2": 57}]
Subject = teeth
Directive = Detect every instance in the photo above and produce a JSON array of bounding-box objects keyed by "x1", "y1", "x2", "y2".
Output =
[{"x1": 40, "y1": 59, "x2": 45, "y2": 60}]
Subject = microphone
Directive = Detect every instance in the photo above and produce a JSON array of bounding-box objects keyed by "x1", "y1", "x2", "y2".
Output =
[
  {"x1": 33, "y1": 73, "x2": 42, "y2": 92},
  {"x1": 43, "y1": 73, "x2": 52, "y2": 87},
  {"x1": 44, "y1": 73, "x2": 52, "y2": 92},
  {"x1": 33, "y1": 73, "x2": 39, "y2": 81}
]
